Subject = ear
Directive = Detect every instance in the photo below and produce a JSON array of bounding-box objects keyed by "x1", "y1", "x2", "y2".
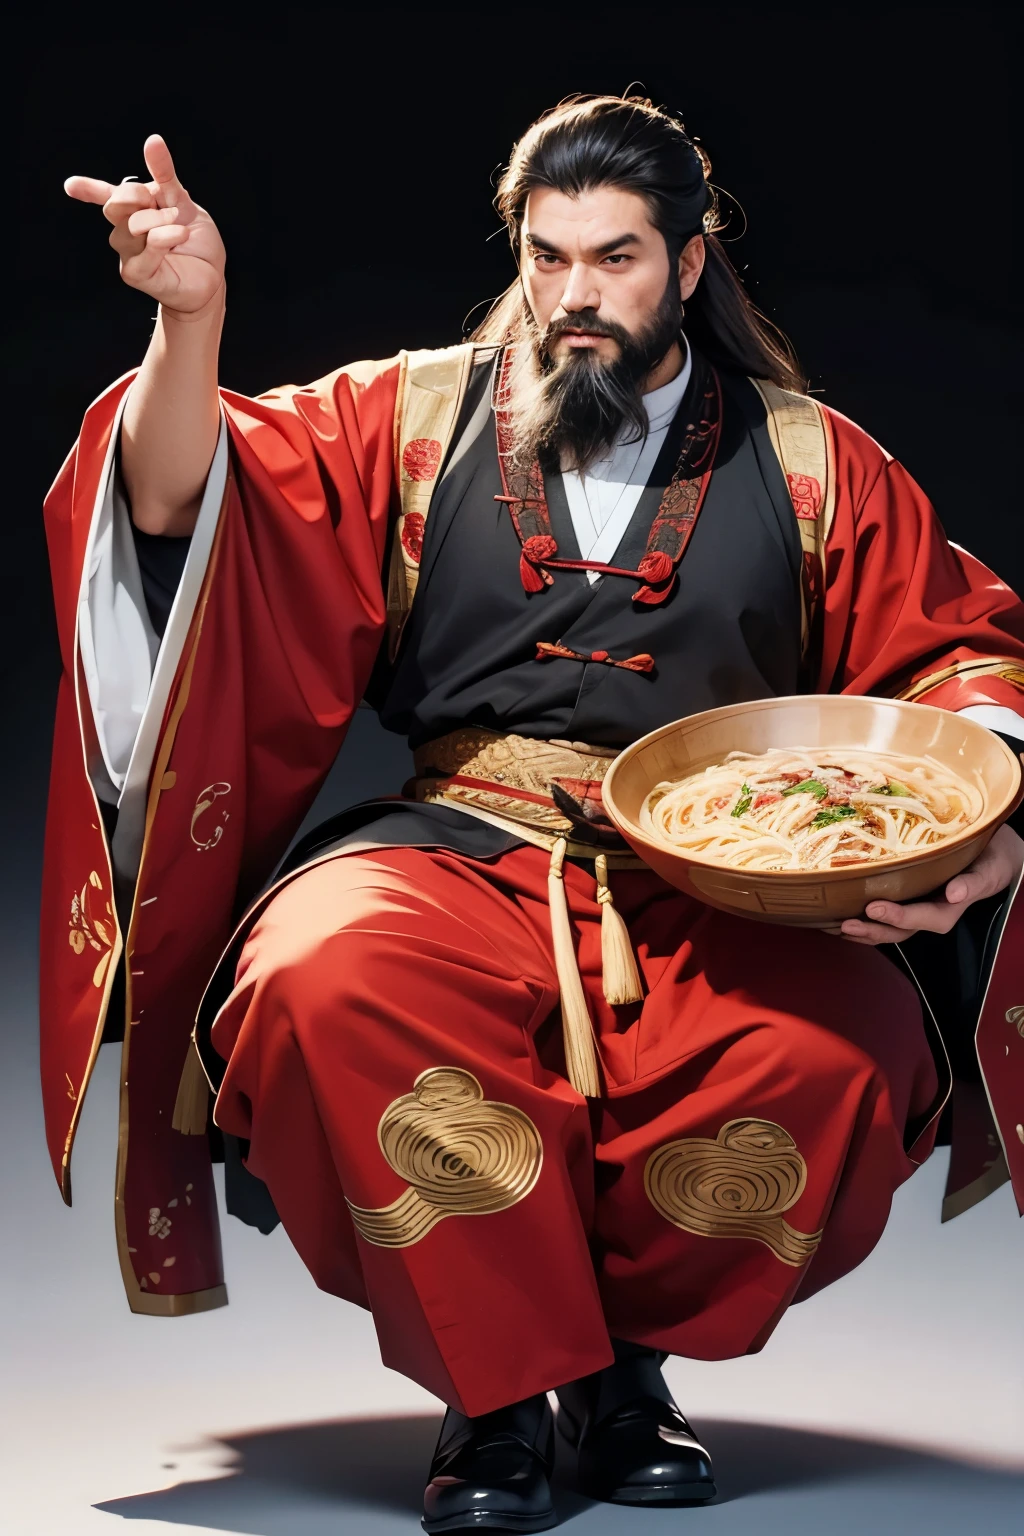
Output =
[{"x1": 678, "y1": 235, "x2": 706, "y2": 301}]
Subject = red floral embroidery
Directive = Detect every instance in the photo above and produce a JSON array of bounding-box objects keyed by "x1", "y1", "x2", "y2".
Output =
[
  {"x1": 401, "y1": 512, "x2": 426, "y2": 563},
  {"x1": 402, "y1": 438, "x2": 442, "y2": 482},
  {"x1": 788, "y1": 472, "x2": 821, "y2": 520}
]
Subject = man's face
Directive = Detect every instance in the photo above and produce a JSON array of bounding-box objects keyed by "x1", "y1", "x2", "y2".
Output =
[{"x1": 520, "y1": 185, "x2": 699, "y2": 364}]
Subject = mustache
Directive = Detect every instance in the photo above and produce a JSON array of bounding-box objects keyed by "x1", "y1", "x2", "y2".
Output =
[{"x1": 541, "y1": 310, "x2": 633, "y2": 354}]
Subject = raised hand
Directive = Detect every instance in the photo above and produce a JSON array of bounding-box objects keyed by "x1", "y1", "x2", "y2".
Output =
[{"x1": 64, "y1": 135, "x2": 225, "y2": 315}]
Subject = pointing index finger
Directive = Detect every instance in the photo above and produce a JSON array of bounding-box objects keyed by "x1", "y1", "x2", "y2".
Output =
[{"x1": 64, "y1": 175, "x2": 115, "y2": 205}]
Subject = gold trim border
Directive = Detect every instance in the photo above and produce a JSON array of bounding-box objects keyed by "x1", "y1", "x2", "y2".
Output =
[
  {"x1": 941, "y1": 1153, "x2": 1010, "y2": 1223},
  {"x1": 896, "y1": 656, "x2": 1024, "y2": 704},
  {"x1": 750, "y1": 378, "x2": 835, "y2": 661},
  {"x1": 126, "y1": 1283, "x2": 229, "y2": 1318},
  {"x1": 387, "y1": 344, "x2": 476, "y2": 656}
]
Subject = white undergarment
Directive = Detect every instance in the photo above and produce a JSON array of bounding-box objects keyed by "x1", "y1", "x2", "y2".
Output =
[{"x1": 80, "y1": 399, "x2": 228, "y2": 880}]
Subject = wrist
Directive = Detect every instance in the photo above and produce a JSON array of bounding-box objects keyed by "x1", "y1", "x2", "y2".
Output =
[{"x1": 159, "y1": 282, "x2": 226, "y2": 327}]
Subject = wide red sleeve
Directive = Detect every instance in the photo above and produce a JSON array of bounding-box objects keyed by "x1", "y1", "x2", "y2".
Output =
[
  {"x1": 38, "y1": 356, "x2": 401, "y2": 1299},
  {"x1": 215, "y1": 359, "x2": 401, "y2": 798},
  {"x1": 817, "y1": 407, "x2": 1024, "y2": 711}
]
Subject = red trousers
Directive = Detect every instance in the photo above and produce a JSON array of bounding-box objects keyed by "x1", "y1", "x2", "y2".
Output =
[{"x1": 211, "y1": 843, "x2": 939, "y2": 1416}]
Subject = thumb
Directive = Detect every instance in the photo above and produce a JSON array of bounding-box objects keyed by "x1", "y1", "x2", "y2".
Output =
[
  {"x1": 142, "y1": 134, "x2": 197, "y2": 222},
  {"x1": 945, "y1": 859, "x2": 995, "y2": 907},
  {"x1": 143, "y1": 133, "x2": 178, "y2": 187}
]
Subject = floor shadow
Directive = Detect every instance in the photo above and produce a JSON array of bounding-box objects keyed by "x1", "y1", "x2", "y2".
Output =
[
  {"x1": 693, "y1": 1417, "x2": 950, "y2": 1501},
  {"x1": 95, "y1": 1413, "x2": 1024, "y2": 1535},
  {"x1": 97, "y1": 1414, "x2": 441, "y2": 1533}
]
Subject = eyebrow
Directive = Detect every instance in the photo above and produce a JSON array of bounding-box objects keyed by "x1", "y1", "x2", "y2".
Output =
[{"x1": 524, "y1": 231, "x2": 643, "y2": 258}]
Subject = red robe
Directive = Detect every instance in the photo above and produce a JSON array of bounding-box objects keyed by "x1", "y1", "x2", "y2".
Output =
[{"x1": 41, "y1": 353, "x2": 1024, "y2": 1314}]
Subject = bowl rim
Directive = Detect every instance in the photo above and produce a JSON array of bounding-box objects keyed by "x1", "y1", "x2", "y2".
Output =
[{"x1": 602, "y1": 694, "x2": 1023, "y2": 882}]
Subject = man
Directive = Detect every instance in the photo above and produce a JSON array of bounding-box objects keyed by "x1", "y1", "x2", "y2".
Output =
[{"x1": 49, "y1": 96, "x2": 1024, "y2": 1532}]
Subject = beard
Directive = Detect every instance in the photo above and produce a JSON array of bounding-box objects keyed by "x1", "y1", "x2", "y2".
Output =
[{"x1": 502, "y1": 278, "x2": 684, "y2": 474}]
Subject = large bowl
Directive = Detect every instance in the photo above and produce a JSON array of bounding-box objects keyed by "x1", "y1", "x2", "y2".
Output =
[{"x1": 602, "y1": 695, "x2": 1022, "y2": 927}]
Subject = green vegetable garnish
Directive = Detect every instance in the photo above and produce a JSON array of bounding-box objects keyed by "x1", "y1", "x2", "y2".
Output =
[
  {"x1": 810, "y1": 805, "x2": 859, "y2": 829},
  {"x1": 782, "y1": 778, "x2": 828, "y2": 799},
  {"x1": 732, "y1": 784, "x2": 753, "y2": 817}
]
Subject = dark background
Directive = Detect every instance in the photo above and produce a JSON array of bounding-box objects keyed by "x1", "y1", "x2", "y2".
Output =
[
  {"x1": 7, "y1": 17, "x2": 1024, "y2": 1520},
  {"x1": 7, "y1": 2, "x2": 1022, "y2": 898}
]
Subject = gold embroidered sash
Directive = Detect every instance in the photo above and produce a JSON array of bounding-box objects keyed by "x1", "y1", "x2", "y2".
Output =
[
  {"x1": 410, "y1": 729, "x2": 647, "y2": 1096},
  {"x1": 410, "y1": 727, "x2": 637, "y2": 856}
]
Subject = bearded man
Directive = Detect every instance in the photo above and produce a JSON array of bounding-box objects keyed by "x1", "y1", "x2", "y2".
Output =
[{"x1": 48, "y1": 96, "x2": 1024, "y2": 1532}]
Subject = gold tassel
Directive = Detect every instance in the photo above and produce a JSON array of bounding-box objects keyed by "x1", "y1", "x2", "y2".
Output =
[
  {"x1": 172, "y1": 1038, "x2": 211, "y2": 1135},
  {"x1": 547, "y1": 838, "x2": 602, "y2": 1098},
  {"x1": 595, "y1": 854, "x2": 644, "y2": 1006}
]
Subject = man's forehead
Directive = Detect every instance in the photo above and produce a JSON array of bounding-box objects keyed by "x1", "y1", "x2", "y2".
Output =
[{"x1": 522, "y1": 185, "x2": 657, "y2": 251}]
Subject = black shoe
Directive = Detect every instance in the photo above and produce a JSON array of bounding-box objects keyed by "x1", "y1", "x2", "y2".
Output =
[
  {"x1": 555, "y1": 1344, "x2": 716, "y2": 1507},
  {"x1": 422, "y1": 1393, "x2": 557, "y2": 1533}
]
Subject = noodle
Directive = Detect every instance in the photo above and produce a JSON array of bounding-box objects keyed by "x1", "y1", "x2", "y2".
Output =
[{"x1": 639, "y1": 748, "x2": 983, "y2": 871}]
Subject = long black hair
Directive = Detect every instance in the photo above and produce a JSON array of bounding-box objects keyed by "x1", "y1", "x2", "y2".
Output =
[{"x1": 472, "y1": 95, "x2": 804, "y2": 393}]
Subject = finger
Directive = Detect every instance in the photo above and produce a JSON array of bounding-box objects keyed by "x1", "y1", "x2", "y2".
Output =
[
  {"x1": 142, "y1": 133, "x2": 198, "y2": 222},
  {"x1": 64, "y1": 175, "x2": 115, "y2": 205},
  {"x1": 109, "y1": 220, "x2": 146, "y2": 260},
  {"x1": 120, "y1": 230, "x2": 188, "y2": 286},
  {"x1": 945, "y1": 859, "x2": 1000, "y2": 907},
  {"x1": 839, "y1": 919, "x2": 908, "y2": 945},
  {"x1": 142, "y1": 133, "x2": 179, "y2": 189},
  {"x1": 143, "y1": 224, "x2": 191, "y2": 252},
  {"x1": 849, "y1": 893, "x2": 965, "y2": 939},
  {"x1": 101, "y1": 180, "x2": 158, "y2": 226},
  {"x1": 862, "y1": 896, "x2": 963, "y2": 930},
  {"x1": 111, "y1": 207, "x2": 182, "y2": 260},
  {"x1": 127, "y1": 206, "x2": 180, "y2": 237},
  {"x1": 117, "y1": 223, "x2": 190, "y2": 287},
  {"x1": 945, "y1": 876, "x2": 979, "y2": 907}
]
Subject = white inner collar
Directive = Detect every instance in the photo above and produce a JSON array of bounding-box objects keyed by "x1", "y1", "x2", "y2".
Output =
[{"x1": 560, "y1": 339, "x2": 692, "y2": 573}]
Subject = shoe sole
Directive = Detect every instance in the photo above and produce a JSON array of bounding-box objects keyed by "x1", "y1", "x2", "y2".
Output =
[
  {"x1": 600, "y1": 1480, "x2": 717, "y2": 1506},
  {"x1": 421, "y1": 1509, "x2": 558, "y2": 1533}
]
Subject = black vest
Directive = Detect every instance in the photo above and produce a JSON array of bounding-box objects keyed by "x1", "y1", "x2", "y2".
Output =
[{"x1": 367, "y1": 352, "x2": 803, "y2": 751}]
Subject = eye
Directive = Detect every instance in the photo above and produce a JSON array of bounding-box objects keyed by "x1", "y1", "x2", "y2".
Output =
[
  {"x1": 532, "y1": 251, "x2": 562, "y2": 267},
  {"x1": 602, "y1": 253, "x2": 632, "y2": 266}
]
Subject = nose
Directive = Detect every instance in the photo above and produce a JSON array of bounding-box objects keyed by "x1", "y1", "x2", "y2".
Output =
[{"x1": 557, "y1": 261, "x2": 601, "y2": 317}]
